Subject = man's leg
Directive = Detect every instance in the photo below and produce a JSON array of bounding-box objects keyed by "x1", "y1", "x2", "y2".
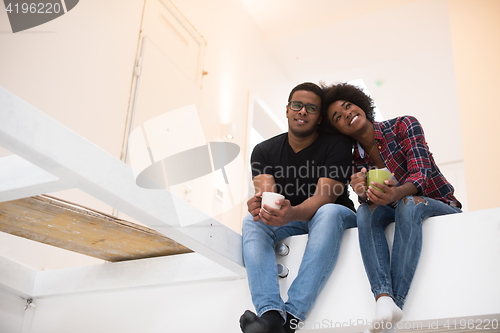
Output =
[
  {"x1": 240, "y1": 214, "x2": 307, "y2": 333},
  {"x1": 242, "y1": 214, "x2": 284, "y2": 317},
  {"x1": 284, "y1": 204, "x2": 356, "y2": 322},
  {"x1": 391, "y1": 196, "x2": 461, "y2": 308}
]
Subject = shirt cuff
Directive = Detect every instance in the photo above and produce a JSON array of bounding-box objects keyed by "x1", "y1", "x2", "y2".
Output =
[{"x1": 405, "y1": 176, "x2": 425, "y2": 195}]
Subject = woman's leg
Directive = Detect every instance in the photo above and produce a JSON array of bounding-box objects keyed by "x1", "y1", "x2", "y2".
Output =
[
  {"x1": 357, "y1": 204, "x2": 396, "y2": 299},
  {"x1": 391, "y1": 196, "x2": 461, "y2": 309},
  {"x1": 358, "y1": 204, "x2": 402, "y2": 332}
]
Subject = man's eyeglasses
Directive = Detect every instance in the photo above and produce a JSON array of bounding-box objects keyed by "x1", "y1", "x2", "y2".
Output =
[{"x1": 288, "y1": 101, "x2": 320, "y2": 115}]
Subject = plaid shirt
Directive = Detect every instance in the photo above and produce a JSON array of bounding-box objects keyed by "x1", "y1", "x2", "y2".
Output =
[{"x1": 353, "y1": 116, "x2": 461, "y2": 207}]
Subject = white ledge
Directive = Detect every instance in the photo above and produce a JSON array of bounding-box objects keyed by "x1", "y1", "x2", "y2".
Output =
[
  {"x1": 0, "y1": 256, "x2": 36, "y2": 298},
  {"x1": 32, "y1": 253, "x2": 241, "y2": 297},
  {"x1": 277, "y1": 207, "x2": 500, "y2": 329}
]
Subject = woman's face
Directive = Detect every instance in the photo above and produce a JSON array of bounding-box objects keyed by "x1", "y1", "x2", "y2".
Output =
[{"x1": 327, "y1": 100, "x2": 367, "y2": 136}]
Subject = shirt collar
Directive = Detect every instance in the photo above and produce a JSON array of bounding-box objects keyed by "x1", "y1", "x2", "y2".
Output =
[
  {"x1": 373, "y1": 121, "x2": 383, "y2": 142},
  {"x1": 356, "y1": 121, "x2": 383, "y2": 159},
  {"x1": 357, "y1": 141, "x2": 366, "y2": 158}
]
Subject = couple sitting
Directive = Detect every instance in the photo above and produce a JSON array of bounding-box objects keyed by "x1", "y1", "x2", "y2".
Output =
[{"x1": 239, "y1": 82, "x2": 461, "y2": 333}]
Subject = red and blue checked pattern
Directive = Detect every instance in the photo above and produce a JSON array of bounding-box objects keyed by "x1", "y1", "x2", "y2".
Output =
[{"x1": 353, "y1": 116, "x2": 461, "y2": 207}]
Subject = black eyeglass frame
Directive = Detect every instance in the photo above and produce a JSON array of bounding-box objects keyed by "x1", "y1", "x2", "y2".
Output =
[{"x1": 287, "y1": 101, "x2": 320, "y2": 115}]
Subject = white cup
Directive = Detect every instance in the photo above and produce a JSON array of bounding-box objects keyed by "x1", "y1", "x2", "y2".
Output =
[{"x1": 261, "y1": 192, "x2": 285, "y2": 213}]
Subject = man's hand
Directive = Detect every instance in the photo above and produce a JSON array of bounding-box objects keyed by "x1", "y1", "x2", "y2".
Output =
[
  {"x1": 247, "y1": 192, "x2": 263, "y2": 221},
  {"x1": 259, "y1": 198, "x2": 294, "y2": 227},
  {"x1": 350, "y1": 167, "x2": 368, "y2": 200},
  {"x1": 366, "y1": 178, "x2": 399, "y2": 205}
]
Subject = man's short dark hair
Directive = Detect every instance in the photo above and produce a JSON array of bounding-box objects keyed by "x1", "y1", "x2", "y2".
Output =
[{"x1": 288, "y1": 82, "x2": 324, "y2": 107}]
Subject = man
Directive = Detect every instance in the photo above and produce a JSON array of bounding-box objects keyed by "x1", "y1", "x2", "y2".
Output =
[{"x1": 239, "y1": 82, "x2": 356, "y2": 333}]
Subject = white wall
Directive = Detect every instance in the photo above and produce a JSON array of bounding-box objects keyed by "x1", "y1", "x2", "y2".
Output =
[
  {"x1": 448, "y1": 0, "x2": 500, "y2": 211},
  {"x1": 169, "y1": 0, "x2": 293, "y2": 131},
  {"x1": 0, "y1": 288, "x2": 25, "y2": 333},
  {"x1": 19, "y1": 278, "x2": 254, "y2": 333},
  {"x1": 0, "y1": 0, "x2": 144, "y2": 213}
]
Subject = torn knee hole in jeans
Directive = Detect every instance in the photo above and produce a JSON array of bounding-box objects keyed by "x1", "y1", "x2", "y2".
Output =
[{"x1": 403, "y1": 196, "x2": 427, "y2": 205}]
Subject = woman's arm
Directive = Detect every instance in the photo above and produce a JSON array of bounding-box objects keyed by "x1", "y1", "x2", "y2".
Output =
[
  {"x1": 366, "y1": 116, "x2": 429, "y2": 205},
  {"x1": 397, "y1": 116, "x2": 433, "y2": 195}
]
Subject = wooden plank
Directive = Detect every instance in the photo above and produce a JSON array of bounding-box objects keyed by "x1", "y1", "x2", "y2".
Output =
[{"x1": 0, "y1": 195, "x2": 192, "y2": 261}]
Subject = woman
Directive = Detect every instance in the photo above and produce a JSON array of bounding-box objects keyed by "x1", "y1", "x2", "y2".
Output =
[{"x1": 321, "y1": 83, "x2": 462, "y2": 332}]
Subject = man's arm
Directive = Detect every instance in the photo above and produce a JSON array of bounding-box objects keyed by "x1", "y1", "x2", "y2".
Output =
[
  {"x1": 260, "y1": 177, "x2": 344, "y2": 227},
  {"x1": 253, "y1": 174, "x2": 277, "y2": 194}
]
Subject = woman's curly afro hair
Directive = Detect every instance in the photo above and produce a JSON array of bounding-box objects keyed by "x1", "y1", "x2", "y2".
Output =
[{"x1": 319, "y1": 83, "x2": 376, "y2": 134}]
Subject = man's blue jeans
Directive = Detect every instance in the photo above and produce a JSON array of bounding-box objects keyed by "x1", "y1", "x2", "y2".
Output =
[
  {"x1": 357, "y1": 196, "x2": 462, "y2": 309},
  {"x1": 242, "y1": 203, "x2": 356, "y2": 322}
]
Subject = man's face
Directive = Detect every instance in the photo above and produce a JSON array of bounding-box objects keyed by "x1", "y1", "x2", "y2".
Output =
[{"x1": 286, "y1": 90, "x2": 322, "y2": 138}]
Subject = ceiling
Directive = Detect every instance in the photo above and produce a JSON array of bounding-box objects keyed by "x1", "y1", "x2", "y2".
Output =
[{"x1": 239, "y1": 0, "x2": 421, "y2": 41}]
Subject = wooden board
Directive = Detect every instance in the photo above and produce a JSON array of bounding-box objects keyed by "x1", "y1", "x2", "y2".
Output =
[{"x1": 0, "y1": 195, "x2": 192, "y2": 261}]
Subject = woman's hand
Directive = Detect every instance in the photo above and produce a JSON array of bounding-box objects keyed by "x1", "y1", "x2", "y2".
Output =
[
  {"x1": 351, "y1": 167, "x2": 368, "y2": 201},
  {"x1": 367, "y1": 180, "x2": 418, "y2": 206},
  {"x1": 366, "y1": 179, "x2": 399, "y2": 206}
]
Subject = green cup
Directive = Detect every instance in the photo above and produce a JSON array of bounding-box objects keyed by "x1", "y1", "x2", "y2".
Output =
[{"x1": 366, "y1": 169, "x2": 391, "y2": 193}]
